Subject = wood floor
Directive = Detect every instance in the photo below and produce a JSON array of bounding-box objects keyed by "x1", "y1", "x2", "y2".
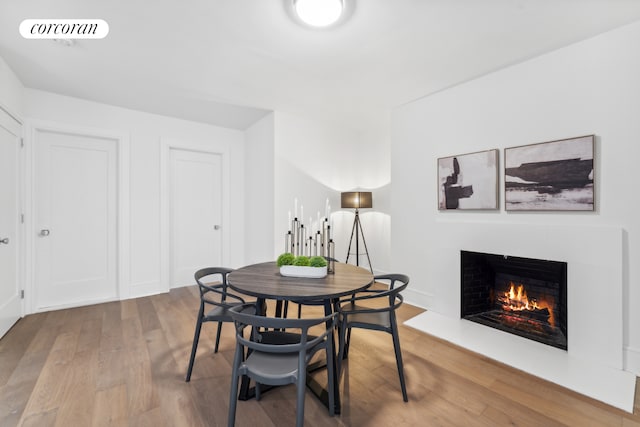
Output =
[{"x1": 1, "y1": 285, "x2": 639, "y2": 427}]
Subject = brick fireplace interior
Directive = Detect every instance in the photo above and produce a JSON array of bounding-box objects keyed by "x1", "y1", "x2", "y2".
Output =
[{"x1": 460, "y1": 250, "x2": 568, "y2": 350}]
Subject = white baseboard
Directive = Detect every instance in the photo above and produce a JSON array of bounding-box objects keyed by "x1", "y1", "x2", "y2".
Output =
[
  {"x1": 624, "y1": 346, "x2": 640, "y2": 376},
  {"x1": 129, "y1": 280, "x2": 165, "y2": 299},
  {"x1": 403, "y1": 288, "x2": 432, "y2": 310}
]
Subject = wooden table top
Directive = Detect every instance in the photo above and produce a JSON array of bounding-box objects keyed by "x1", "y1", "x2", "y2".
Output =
[{"x1": 228, "y1": 261, "x2": 374, "y2": 301}]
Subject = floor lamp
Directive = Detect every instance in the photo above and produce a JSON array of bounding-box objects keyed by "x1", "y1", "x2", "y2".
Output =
[{"x1": 342, "y1": 191, "x2": 373, "y2": 273}]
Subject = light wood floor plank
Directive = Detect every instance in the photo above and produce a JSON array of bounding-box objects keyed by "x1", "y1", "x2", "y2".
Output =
[
  {"x1": 91, "y1": 384, "x2": 128, "y2": 427},
  {"x1": 53, "y1": 349, "x2": 99, "y2": 427},
  {"x1": 18, "y1": 331, "x2": 78, "y2": 423}
]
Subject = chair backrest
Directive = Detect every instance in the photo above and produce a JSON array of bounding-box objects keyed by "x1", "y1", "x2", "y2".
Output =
[
  {"x1": 374, "y1": 274, "x2": 409, "y2": 290},
  {"x1": 229, "y1": 304, "x2": 337, "y2": 355},
  {"x1": 194, "y1": 267, "x2": 244, "y2": 307},
  {"x1": 373, "y1": 274, "x2": 409, "y2": 309}
]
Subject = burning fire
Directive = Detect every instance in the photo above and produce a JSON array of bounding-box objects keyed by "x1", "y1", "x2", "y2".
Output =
[
  {"x1": 500, "y1": 282, "x2": 555, "y2": 326},
  {"x1": 503, "y1": 283, "x2": 537, "y2": 311}
]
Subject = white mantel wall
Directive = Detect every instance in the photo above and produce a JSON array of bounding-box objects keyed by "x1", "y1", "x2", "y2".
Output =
[
  {"x1": 23, "y1": 89, "x2": 246, "y2": 300},
  {"x1": 391, "y1": 18, "x2": 640, "y2": 380}
]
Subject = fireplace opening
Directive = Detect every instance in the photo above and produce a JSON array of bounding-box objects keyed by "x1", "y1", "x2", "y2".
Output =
[{"x1": 461, "y1": 250, "x2": 567, "y2": 350}]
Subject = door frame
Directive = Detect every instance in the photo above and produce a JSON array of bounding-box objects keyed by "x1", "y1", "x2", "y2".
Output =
[
  {"x1": 160, "y1": 137, "x2": 230, "y2": 292},
  {"x1": 25, "y1": 120, "x2": 130, "y2": 313},
  {"x1": 0, "y1": 102, "x2": 25, "y2": 323}
]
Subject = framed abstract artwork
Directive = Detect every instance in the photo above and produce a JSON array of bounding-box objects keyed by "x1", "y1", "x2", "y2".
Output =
[
  {"x1": 438, "y1": 149, "x2": 499, "y2": 210},
  {"x1": 504, "y1": 135, "x2": 595, "y2": 211}
]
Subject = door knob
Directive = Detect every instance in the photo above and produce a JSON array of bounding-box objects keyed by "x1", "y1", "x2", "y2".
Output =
[
  {"x1": 214, "y1": 225, "x2": 221, "y2": 230},
  {"x1": 0, "y1": 237, "x2": 8, "y2": 244},
  {"x1": 40, "y1": 229, "x2": 50, "y2": 236}
]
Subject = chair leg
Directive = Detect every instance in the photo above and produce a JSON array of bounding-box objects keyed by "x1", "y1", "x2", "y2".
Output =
[
  {"x1": 185, "y1": 315, "x2": 204, "y2": 382},
  {"x1": 391, "y1": 327, "x2": 408, "y2": 402},
  {"x1": 214, "y1": 321, "x2": 223, "y2": 353},
  {"x1": 228, "y1": 346, "x2": 243, "y2": 427},
  {"x1": 344, "y1": 326, "x2": 352, "y2": 358},
  {"x1": 296, "y1": 358, "x2": 307, "y2": 427},
  {"x1": 326, "y1": 345, "x2": 336, "y2": 416},
  {"x1": 337, "y1": 317, "x2": 348, "y2": 376}
]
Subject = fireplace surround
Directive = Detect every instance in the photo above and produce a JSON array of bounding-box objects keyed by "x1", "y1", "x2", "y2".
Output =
[
  {"x1": 403, "y1": 222, "x2": 631, "y2": 411},
  {"x1": 460, "y1": 250, "x2": 568, "y2": 350}
]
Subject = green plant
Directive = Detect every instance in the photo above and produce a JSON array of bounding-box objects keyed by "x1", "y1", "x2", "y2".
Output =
[
  {"x1": 309, "y1": 256, "x2": 327, "y2": 267},
  {"x1": 293, "y1": 255, "x2": 310, "y2": 266},
  {"x1": 277, "y1": 252, "x2": 295, "y2": 267}
]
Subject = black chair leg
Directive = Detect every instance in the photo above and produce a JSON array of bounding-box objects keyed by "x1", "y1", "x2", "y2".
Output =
[
  {"x1": 214, "y1": 321, "x2": 223, "y2": 353},
  {"x1": 337, "y1": 319, "x2": 348, "y2": 375},
  {"x1": 344, "y1": 327, "x2": 352, "y2": 357},
  {"x1": 391, "y1": 327, "x2": 408, "y2": 402},
  {"x1": 186, "y1": 315, "x2": 204, "y2": 382}
]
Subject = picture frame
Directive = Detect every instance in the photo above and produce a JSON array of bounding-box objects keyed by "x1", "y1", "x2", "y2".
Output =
[
  {"x1": 438, "y1": 149, "x2": 499, "y2": 210},
  {"x1": 504, "y1": 135, "x2": 595, "y2": 211}
]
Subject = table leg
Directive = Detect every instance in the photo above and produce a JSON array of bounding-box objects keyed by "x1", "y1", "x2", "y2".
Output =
[{"x1": 304, "y1": 298, "x2": 341, "y2": 414}]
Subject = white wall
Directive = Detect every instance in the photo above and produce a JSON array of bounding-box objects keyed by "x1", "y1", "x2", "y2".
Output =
[
  {"x1": 0, "y1": 56, "x2": 23, "y2": 119},
  {"x1": 23, "y1": 89, "x2": 246, "y2": 300},
  {"x1": 245, "y1": 112, "x2": 275, "y2": 264},
  {"x1": 392, "y1": 20, "x2": 640, "y2": 375},
  {"x1": 272, "y1": 111, "x2": 391, "y2": 273}
]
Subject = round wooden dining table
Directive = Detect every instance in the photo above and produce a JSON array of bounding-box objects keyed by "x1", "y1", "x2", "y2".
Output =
[
  {"x1": 228, "y1": 261, "x2": 374, "y2": 302},
  {"x1": 227, "y1": 261, "x2": 374, "y2": 415}
]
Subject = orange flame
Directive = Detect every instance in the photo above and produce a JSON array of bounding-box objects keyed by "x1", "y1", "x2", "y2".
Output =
[
  {"x1": 504, "y1": 283, "x2": 537, "y2": 310},
  {"x1": 500, "y1": 282, "x2": 555, "y2": 326}
]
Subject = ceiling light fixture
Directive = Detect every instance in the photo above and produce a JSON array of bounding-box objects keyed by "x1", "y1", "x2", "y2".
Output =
[{"x1": 292, "y1": 0, "x2": 346, "y2": 28}]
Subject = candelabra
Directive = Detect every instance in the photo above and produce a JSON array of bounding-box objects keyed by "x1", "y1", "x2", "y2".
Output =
[{"x1": 284, "y1": 200, "x2": 335, "y2": 273}]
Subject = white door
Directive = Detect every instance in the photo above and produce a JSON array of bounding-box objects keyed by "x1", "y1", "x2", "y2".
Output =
[
  {"x1": 170, "y1": 149, "x2": 222, "y2": 288},
  {"x1": 0, "y1": 111, "x2": 21, "y2": 337},
  {"x1": 34, "y1": 129, "x2": 117, "y2": 310}
]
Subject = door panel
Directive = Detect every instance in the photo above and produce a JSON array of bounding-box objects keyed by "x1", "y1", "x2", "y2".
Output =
[
  {"x1": 0, "y1": 111, "x2": 21, "y2": 337},
  {"x1": 170, "y1": 149, "x2": 222, "y2": 287},
  {"x1": 35, "y1": 130, "x2": 117, "y2": 309}
]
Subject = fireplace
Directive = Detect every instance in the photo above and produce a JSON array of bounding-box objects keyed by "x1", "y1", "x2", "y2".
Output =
[{"x1": 460, "y1": 250, "x2": 568, "y2": 350}]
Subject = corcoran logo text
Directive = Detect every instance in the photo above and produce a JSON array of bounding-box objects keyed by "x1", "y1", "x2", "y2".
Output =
[{"x1": 19, "y1": 19, "x2": 109, "y2": 39}]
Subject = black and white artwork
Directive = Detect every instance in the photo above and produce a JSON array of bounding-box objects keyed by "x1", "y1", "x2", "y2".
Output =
[
  {"x1": 438, "y1": 149, "x2": 499, "y2": 210},
  {"x1": 504, "y1": 135, "x2": 595, "y2": 211}
]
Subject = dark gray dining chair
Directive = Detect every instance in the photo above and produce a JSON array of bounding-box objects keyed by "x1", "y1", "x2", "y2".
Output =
[
  {"x1": 337, "y1": 273, "x2": 410, "y2": 401},
  {"x1": 228, "y1": 303, "x2": 338, "y2": 427},
  {"x1": 185, "y1": 267, "x2": 253, "y2": 382}
]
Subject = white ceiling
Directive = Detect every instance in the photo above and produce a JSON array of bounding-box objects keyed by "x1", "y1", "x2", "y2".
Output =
[{"x1": 2, "y1": 0, "x2": 640, "y2": 132}]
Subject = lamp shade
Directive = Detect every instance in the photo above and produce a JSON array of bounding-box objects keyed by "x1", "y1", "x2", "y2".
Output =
[{"x1": 341, "y1": 191, "x2": 372, "y2": 209}]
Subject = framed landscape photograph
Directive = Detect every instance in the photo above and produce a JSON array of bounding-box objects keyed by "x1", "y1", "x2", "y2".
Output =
[
  {"x1": 438, "y1": 149, "x2": 499, "y2": 210},
  {"x1": 504, "y1": 135, "x2": 595, "y2": 211}
]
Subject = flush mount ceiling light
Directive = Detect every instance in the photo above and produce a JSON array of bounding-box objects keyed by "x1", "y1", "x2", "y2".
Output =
[{"x1": 289, "y1": 0, "x2": 351, "y2": 28}]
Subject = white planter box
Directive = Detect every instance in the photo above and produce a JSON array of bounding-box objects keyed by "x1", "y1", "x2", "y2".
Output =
[{"x1": 279, "y1": 265, "x2": 327, "y2": 279}]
